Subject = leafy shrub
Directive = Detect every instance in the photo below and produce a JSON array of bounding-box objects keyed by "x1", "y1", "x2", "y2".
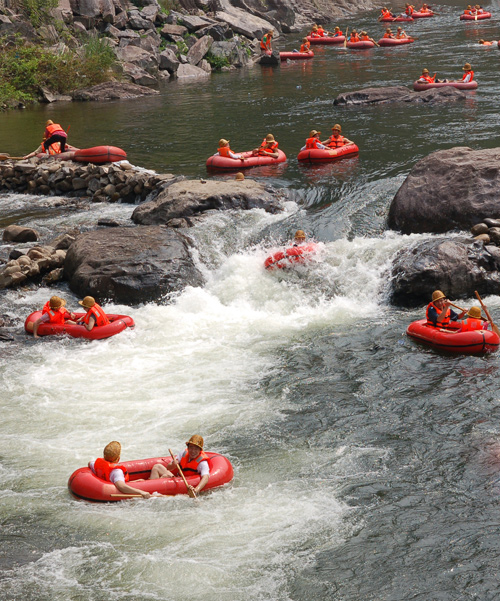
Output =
[
  {"x1": 205, "y1": 52, "x2": 230, "y2": 70},
  {"x1": 19, "y1": 0, "x2": 59, "y2": 27}
]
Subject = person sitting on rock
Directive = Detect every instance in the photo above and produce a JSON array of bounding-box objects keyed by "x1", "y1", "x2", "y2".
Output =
[
  {"x1": 349, "y1": 30, "x2": 361, "y2": 42},
  {"x1": 89, "y1": 441, "x2": 151, "y2": 499},
  {"x1": 253, "y1": 134, "x2": 279, "y2": 158},
  {"x1": 32, "y1": 295, "x2": 76, "y2": 338},
  {"x1": 323, "y1": 124, "x2": 354, "y2": 148},
  {"x1": 396, "y1": 27, "x2": 409, "y2": 38},
  {"x1": 384, "y1": 28, "x2": 395, "y2": 38},
  {"x1": 148, "y1": 435, "x2": 210, "y2": 496},
  {"x1": 216, "y1": 139, "x2": 244, "y2": 160},
  {"x1": 301, "y1": 130, "x2": 327, "y2": 151},
  {"x1": 426, "y1": 290, "x2": 466, "y2": 328},
  {"x1": 460, "y1": 62, "x2": 474, "y2": 83},
  {"x1": 260, "y1": 30, "x2": 273, "y2": 52},
  {"x1": 77, "y1": 296, "x2": 110, "y2": 331}
]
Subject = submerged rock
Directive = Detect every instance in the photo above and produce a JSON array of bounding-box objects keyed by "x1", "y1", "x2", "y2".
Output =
[
  {"x1": 388, "y1": 147, "x2": 500, "y2": 234},
  {"x1": 334, "y1": 86, "x2": 466, "y2": 106},
  {"x1": 131, "y1": 178, "x2": 283, "y2": 226},
  {"x1": 72, "y1": 81, "x2": 160, "y2": 101},
  {"x1": 64, "y1": 226, "x2": 204, "y2": 305}
]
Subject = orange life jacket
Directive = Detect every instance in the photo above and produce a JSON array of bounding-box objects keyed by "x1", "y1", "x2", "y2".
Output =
[
  {"x1": 260, "y1": 34, "x2": 272, "y2": 50},
  {"x1": 360, "y1": 34, "x2": 370, "y2": 41},
  {"x1": 94, "y1": 457, "x2": 129, "y2": 482},
  {"x1": 218, "y1": 146, "x2": 233, "y2": 157},
  {"x1": 381, "y1": 9, "x2": 391, "y2": 17},
  {"x1": 259, "y1": 138, "x2": 279, "y2": 155},
  {"x1": 462, "y1": 70, "x2": 474, "y2": 82},
  {"x1": 350, "y1": 34, "x2": 360, "y2": 42},
  {"x1": 44, "y1": 123, "x2": 66, "y2": 138},
  {"x1": 420, "y1": 74, "x2": 435, "y2": 83},
  {"x1": 42, "y1": 301, "x2": 70, "y2": 324},
  {"x1": 383, "y1": 32, "x2": 394, "y2": 38},
  {"x1": 83, "y1": 303, "x2": 110, "y2": 327},
  {"x1": 305, "y1": 136, "x2": 321, "y2": 149},
  {"x1": 334, "y1": 30, "x2": 343, "y2": 36},
  {"x1": 426, "y1": 301, "x2": 451, "y2": 327},
  {"x1": 179, "y1": 449, "x2": 210, "y2": 475},
  {"x1": 396, "y1": 32, "x2": 407, "y2": 39},
  {"x1": 406, "y1": 6, "x2": 414, "y2": 14},
  {"x1": 300, "y1": 42, "x2": 311, "y2": 52},
  {"x1": 317, "y1": 27, "x2": 325, "y2": 36},
  {"x1": 482, "y1": 41, "x2": 493, "y2": 45},
  {"x1": 327, "y1": 134, "x2": 346, "y2": 148},
  {"x1": 464, "y1": 9, "x2": 471, "y2": 13},
  {"x1": 460, "y1": 317, "x2": 484, "y2": 332}
]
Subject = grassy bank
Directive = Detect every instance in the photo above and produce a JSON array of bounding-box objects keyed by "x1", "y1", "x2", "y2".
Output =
[{"x1": 0, "y1": 34, "x2": 116, "y2": 109}]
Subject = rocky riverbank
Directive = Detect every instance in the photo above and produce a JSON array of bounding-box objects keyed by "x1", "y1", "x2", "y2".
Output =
[{"x1": 0, "y1": 0, "x2": 379, "y2": 107}]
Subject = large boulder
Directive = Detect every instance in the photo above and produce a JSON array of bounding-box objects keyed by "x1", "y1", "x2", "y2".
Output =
[
  {"x1": 159, "y1": 48, "x2": 180, "y2": 73},
  {"x1": 390, "y1": 237, "x2": 500, "y2": 307},
  {"x1": 115, "y1": 45, "x2": 158, "y2": 73},
  {"x1": 69, "y1": 0, "x2": 115, "y2": 19},
  {"x1": 132, "y1": 179, "x2": 283, "y2": 225},
  {"x1": 187, "y1": 35, "x2": 213, "y2": 66},
  {"x1": 210, "y1": 40, "x2": 253, "y2": 67},
  {"x1": 214, "y1": 7, "x2": 277, "y2": 40},
  {"x1": 176, "y1": 63, "x2": 211, "y2": 79},
  {"x1": 2, "y1": 225, "x2": 39, "y2": 243},
  {"x1": 334, "y1": 86, "x2": 466, "y2": 106},
  {"x1": 388, "y1": 147, "x2": 500, "y2": 235},
  {"x1": 64, "y1": 226, "x2": 204, "y2": 305}
]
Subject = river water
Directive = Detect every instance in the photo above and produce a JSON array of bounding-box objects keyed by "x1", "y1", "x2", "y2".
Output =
[{"x1": 2, "y1": 2, "x2": 500, "y2": 600}]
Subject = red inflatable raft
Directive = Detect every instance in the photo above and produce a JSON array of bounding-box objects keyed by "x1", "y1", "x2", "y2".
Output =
[
  {"x1": 413, "y1": 80, "x2": 478, "y2": 91},
  {"x1": 380, "y1": 16, "x2": 414, "y2": 21},
  {"x1": 297, "y1": 143, "x2": 359, "y2": 163},
  {"x1": 307, "y1": 35, "x2": 345, "y2": 44},
  {"x1": 206, "y1": 149, "x2": 287, "y2": 170},
  {"x1": 24, "y1": 311, "x2": 134, "y2": 340},
  {"x1": 346, "y1": 40, "x2": 376, "y2": 49},
  {"x1": 460, "y1": 11, "x2": 491, "y2": 19},
  {"x1": 264, "y1": 243, "x2": 318, "y2": 270},
  {"x1": 73, "y1": 146, "x2": 127, "y2": 164},
  {"x1": 412, "y1": 10, "x2": 434, "y2": 17},
  {"x1": 68, "y1": 452, "x2": 234, "y2": 502},
  {"x1": 378, "y1": 37, "x2": 414, "y2": 46},
  {"x1": 280, "y1": 50, "x2": 314, "y2": 60},
  {"x1": 407, "y1": 319, "x2": 499, "y2": 354}
]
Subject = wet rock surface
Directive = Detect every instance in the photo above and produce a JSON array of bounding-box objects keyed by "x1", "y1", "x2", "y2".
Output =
[
  {"x1": 390, "y1": 238, "x2": 500, "y2": 307},
  {"x1": 334, "y1": 86, "x2": 466, "y2": 106},
  {"x1": 64, "y1": 226, "x2": 204, "y2": 305},
  {"x1": 388, "y1": 147, "x2": 500, "y2": 234}
]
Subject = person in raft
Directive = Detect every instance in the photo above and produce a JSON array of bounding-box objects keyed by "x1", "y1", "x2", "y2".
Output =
[
  {"x1": 405, "y1": 3, "x2": 415, "y2": 16},
  {"x1": 384, "y1": 28, "x2": 395, "y2": 38},
  {"x1": 426, "y1": 290, "x2": 466, "y2": 328},
  {"x1": 310, "y1": 24, "x2": 324, "y2": 37},
  {"x1": 260, "y1": 30, "x2": 273, "y2": 53},
  {"x1": 360, "y1": 31, "x2": 377, "y2": 43},
  {"x1": 31, "y1": 295, "x2": 77, "y2": 338},
  {"x1": 460, "y1": 62, "x2": 474, "y2": 83},
  {"x1": 396, "y1": 27, "x2": 409, "y2": 39},
  {"x1": 419, "y1": 3, "x2": 431, "y2": 12},
  {"x1": 478, "y1": 39, "x2": 495, "y2": 45},
  {"x1": 89, "y1": 441, "x2": 151, "y2": 499},
  {"x1": 379, "y1": 7, "x2": 395, "y2": 19},
  {"x1": 301, "y1": 130, "x2": 328, "y2": 151},
  {"x1": 417, "y1": 68, "x2": 448, "y2": 83},
  {"x1": 148, "y1": 435, "x2": 210, "y2": 495},
  {"x1": 322, "y1": 124, "x2": 354, "y2": 148},
  {"x1": 293, "y1": 230, "x2": 308, "y2": 246},
  {"x1": 349, "y1": 30, "x2": 361, "y2": 42},
  {"x1": 297, "y1": 37, "x2": 311, "y2": 52},
  {"x1": 457, "y1": 306, "x2": 490, "y2": 332},
  {"x1": 252, "y1": 133, "x2": 279, "y2": 158},
  {"x1": 216, "y1": 139, "x2": 244, "y2": 160},
  {"x1": 76, "y1": 296, "x2": 110, "y2": 331},
  {"x1": 333, "y1": 26, "x2": 343, "y2": 37}
]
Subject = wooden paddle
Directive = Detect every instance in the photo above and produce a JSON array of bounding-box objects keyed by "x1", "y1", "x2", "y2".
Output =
[
  {"x1": 169, "y1": 448, "x2": 196, "y2": 498},
  {"x1": 0, "y1": 153, "x2": 24, "y2": 160},
  {"x1": 474, "y1": 291, "x2": 500, "y2": 335},
  {"x1": 448, "y1": 301, "x2": 467, "y2": 313},
  {"x1": 344, "y1": 27, "x2": 348, "y2": 48}
]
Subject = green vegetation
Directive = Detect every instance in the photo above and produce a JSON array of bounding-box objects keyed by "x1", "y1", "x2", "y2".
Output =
[
  {"x1": 19, "y1": 0, "x2": 59, "y2": 27},
  {"x1": 205, "y1": 52, "x2": 230, "y2": 70},
  {"x1": 0, "y1": 34, "x2": 116, "y2": 108}
]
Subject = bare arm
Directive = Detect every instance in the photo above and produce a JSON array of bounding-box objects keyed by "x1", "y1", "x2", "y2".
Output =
[{"x1": 115, "y1": 479, "x2": 151, "y2": 499}]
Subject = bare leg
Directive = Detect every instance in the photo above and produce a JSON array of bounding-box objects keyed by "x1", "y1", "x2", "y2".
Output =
[{"x1": 149, "y1": 464, "x2": 175, "y2": 480}]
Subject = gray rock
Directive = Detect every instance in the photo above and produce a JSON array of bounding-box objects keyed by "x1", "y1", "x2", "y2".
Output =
[
  {"x1": 128, "y1": 10, "x2": 155, "y2": 30},
  {"x1": 488, "y1": 227, "x2": 500, "y2": 245},
  {"x1": 161, "y1": 23, "x2": 187, "y2": 37},
  {"x1": 3, "y1": 225, "x2": 39, "y2": 243},
  {"x1": 176, "y1": 63, "x2": 211, "y2": 79},
  {"x1": 115, "y1": 45, "x2": 158, "y2": 73},
  {"x1": 484, "y1": 218, "x2": 500, "y2": 228},
  {"x1": 388, "y1": 147, "x2": 500, "y2": 234},
  {"x1": 122, "y1": 62, "x2": 158, "y2": 86},
  {"x1": 159, "y1": 48, "x2": 180, "y2": 73},
  {"x1": 214, "y1": 9, "x2": 276, "y2": 40},
  {"x1": 64, "y1": 226, "x2": 204, "y2": 305},
  {"x1": 69, "y1": 0, "x2": 115, "y2": 19},
  {"x1": 178, "y1": 14, "x2": 215, "y2": 32},
  {"x1": 259, "y1": 50, "x2": 280, "y2": 66},
  {"x1": 132, "y1": 179, "x2": 283, "y2": 225},
  {"x1": 334, "y1": 86, "x2": 466, "y2": 106},
  {"x1": 72, "y1": 81, "x2": 159, "y2": 101},
  {"x1": 187, "y1": 35, "x2": 213, "y2": 66},
  {"x1": 195, "y1": 23, "x2": 232, "y2": 41}
]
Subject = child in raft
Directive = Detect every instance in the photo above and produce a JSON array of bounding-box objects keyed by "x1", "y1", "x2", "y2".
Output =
[
  {"x1": 301, "y1": 130, "x2": 328, "y2": 150},
  {"x1": 384, "y1": 28, "x2": 395, "y2": 38},
  {"x1": 89, "y1": 441, "x2": 151, "y2": 499},
  {"x1": 417, "y1": 68, "x2": 448, "y2": 83},
  {"x1": 252, "y1": 134, "x2": 279, "y2": 158},
  {"x1": 396, "y1": 27, "x2": 408, "y2": 38},
  {"x1": 460, "y1": 62, "x2": 474, "y2": 83},
  {"x1": 31, "y1": 295, "x2": 76, "y2": 338},
  {"x1": 322, "y1": 124, "x2": 354, "y2": 148},
  {"x1": 293, "y1": 38, "x2": 310, "y2": 53},
  {"x1": 216, "y1": 139, "x2": 244, "y2": 160},
  {"x1": 360, "y1": 31, "x2": 378, "y2": 44}
]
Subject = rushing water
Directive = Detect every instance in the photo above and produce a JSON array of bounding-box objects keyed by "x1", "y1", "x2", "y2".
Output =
[{"x1": 2, "y1": 2, "x2": 500, "y2": 600}]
